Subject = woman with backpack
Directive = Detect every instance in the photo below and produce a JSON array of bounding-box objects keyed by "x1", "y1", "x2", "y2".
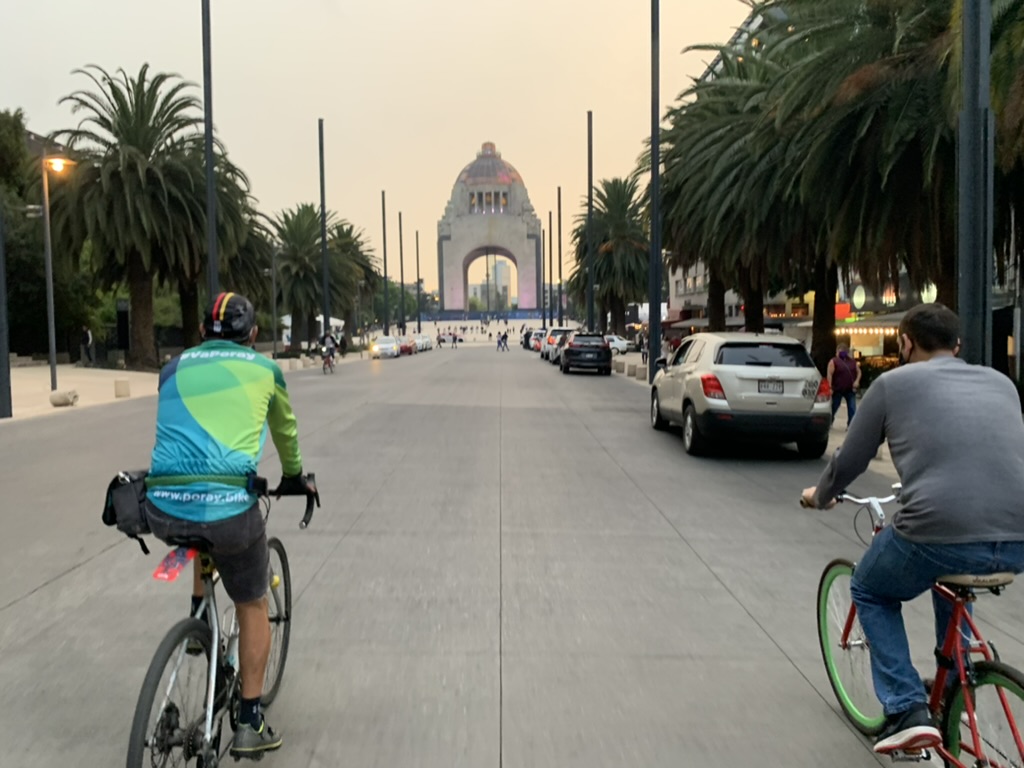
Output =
[{"x1": 827, "y1": 342, "x2": 861, "y2": 427}]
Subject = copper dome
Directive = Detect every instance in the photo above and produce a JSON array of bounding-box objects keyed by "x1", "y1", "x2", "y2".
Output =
[{"x1": 456, "y1": 142, "x2": 523, "y2": 187}]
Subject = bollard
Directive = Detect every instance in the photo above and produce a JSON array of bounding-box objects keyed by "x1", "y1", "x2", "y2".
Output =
[
  {"x1": 614, "y1": 359, "x2": 626, "y2": 373},
  {"x1": 635, "y1": 365, "x2": 647, "y2": 381},
  {"x1": 49, "y1": 390, "x2": 79, "y2": 408},
  {"x1": 114, "y1": 379, "x2": 131, "y2": 398},
  {"x1": 288, "y1": 358, "x2": 299, "y2": 371},
  {"x1": 626, "y1": 363, "x2": 638, "y2": 377}
]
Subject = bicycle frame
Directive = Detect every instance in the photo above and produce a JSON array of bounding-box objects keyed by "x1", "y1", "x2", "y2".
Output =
[{"x1": 838, "y1": 491, "x2": 1024, "y2": 767}]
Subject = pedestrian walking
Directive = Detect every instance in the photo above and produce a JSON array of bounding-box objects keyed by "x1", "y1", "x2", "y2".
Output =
[
  {"x1": 640, "y1": 334, "x2": 648, "y2": 365},
  {"x1": 81, "y1": 324, "x2": 94, "y2": 366},
  {"x1": 827, "y1": 343, "x2": 861, "y2": 426}
]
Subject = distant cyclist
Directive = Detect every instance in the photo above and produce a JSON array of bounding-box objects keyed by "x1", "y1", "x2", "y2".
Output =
[
  {"x1": 802, "y1": 303, "x2": 1024, "y2": 754},
  {"x1": 319, "y1": 330, "x2": 338, "y2": 363},
  {"x1": 146, "y1": 292, "x2": 314, "y2": 759}
]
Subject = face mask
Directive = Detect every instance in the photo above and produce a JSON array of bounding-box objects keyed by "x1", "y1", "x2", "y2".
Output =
[{"x1": 838, "y1": 350, "x2": 848, "y2": 359}]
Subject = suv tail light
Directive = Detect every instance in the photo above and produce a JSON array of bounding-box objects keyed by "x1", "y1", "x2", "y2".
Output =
[
  {"x1": 547, "y1": 336, "x2": 555, "y2": 345},
  {"x1": 701, "y1": 374, "x2": 727, "y2": 400},
  {"x1": 815, "y1": 378, "x2": 831, "y2": 403}
]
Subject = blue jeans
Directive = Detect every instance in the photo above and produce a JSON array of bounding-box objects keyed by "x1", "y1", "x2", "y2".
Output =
[
  {"x1": 850, "y1": 526, "x2": 1024, "y2": 715},
  {"x1": 832, "y1": 390, "x2": 856, "y2": 423}
]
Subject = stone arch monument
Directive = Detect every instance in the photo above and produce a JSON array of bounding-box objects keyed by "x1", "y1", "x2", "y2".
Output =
[{"x1": 437, "y1": 142, "x2": 542, "y2": 312}]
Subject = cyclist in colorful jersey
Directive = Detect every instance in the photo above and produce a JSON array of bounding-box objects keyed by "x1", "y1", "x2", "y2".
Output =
[
  {"x1": 802, "y1": 303, "x2": 1024, "y2": 754},
  {"x1": 146, "y1": 291, "x2": 312, "y2": 759}
]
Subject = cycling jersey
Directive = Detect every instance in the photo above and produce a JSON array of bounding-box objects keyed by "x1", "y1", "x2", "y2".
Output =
[{"x1": 147, "y1": 340, "x2": 303, "y2": 522}]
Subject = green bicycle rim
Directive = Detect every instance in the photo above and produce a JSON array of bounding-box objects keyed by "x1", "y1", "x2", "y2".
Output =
[
  {"x1": 818, "y1": 561, "x2": 886, "y2": 733},
  {"x1": 945, "y1": 661, "x2": 1024, "y2": 761}
]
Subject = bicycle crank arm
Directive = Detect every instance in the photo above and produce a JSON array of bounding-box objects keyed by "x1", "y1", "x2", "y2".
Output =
[{"x1": 889, "y1": 751, "x2": 930, "y2": 763}]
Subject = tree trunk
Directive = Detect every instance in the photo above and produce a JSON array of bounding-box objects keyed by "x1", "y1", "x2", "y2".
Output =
[
  {"x1": 935, "y1": 254, "x2": 957, "y2": 310},
  {"x1": 126, "y1": 254, "x2": 158, "y2": 369},
  {"x1": 708, "y1": 267, "x2": 727, "y2": 332},
  {"x1": 306, "y1": 310, "x2": 317, "y2": 349},
  {"x1": 741, "y1": 267, "x2": 765, "y2": 333},
  {"x1": 811, "y1": 256, "x2": 838, "y2": 375},
  {"x1": 178, "y1": 277, "x2": 201, "y2": 349},
  {"x1": 608, "y1": 294, "x2": 627, "y2": 336}
]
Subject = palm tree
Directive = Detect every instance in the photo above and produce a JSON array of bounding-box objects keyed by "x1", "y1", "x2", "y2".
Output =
[
  {"x1": 274, "y1": 204, "x2": 328, "y2": 348},
  {"x1": 329, "y1": 221, "x2": 379, "y2": 344},
  {"x1": 567, "y1": 177, "x2": 650, "y2": 335},
  {"x1": 52, "y1": 64, "x2": 206, "y2": 368}
]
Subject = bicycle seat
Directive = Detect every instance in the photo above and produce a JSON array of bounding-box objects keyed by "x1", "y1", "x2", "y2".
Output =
[
  {"x1": 938, "y1": 573, "x2": 1015, "y2": 589},
  {"x1": 165, "y1": 536, "x2": 213, "y2": 553}
]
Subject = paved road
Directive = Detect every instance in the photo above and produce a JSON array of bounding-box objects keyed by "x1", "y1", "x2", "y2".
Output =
[{"x1": 3, "y1": 346, "x2": 1023, "y2": 767}]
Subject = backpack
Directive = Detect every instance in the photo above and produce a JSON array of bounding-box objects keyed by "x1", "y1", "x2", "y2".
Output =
[{"x1": 102, "y1": 470, "x2": 151, "y2": 554}]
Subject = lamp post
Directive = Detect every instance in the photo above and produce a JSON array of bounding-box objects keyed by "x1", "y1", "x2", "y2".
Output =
[
  {"x1": 318, "y1": 118, "x2": 331, "y2": 338},
  {"x1": 381, "y1": 191, "x2": 390, "y2": 336},
  {"x1": 41, "y1": 152, "x2": 72, "y2": 392},
  {"x1": 548, "y1": 211, "x2": 553, "y2": 327},
  {"x1": 0, "y1": 205, "x2": 11, "y2": 418},
  {"x1": 263, "y1": 247, "x2": 279, "y2": 359},
  {"x1": 398, "y1": 211, "x2": 405, "y2": 336},
  {"x1": 201, "y1": 0, "x2": 218, "y2": 299},
  {"x1": 648, "y1": 0, "x2": 663, "y2": 383},
  {"x1": 586, "y1": 110, "x2": 595, "y2": 331},
  {"x1": 415, "y1": 230, "x2": 422, "y2": 333},
  {"x1": 357, "y1": 279, "x2": 365, "y2": 359},
  {"x1": 558, "y1": 186, "x2": 563, "y2": 325}
]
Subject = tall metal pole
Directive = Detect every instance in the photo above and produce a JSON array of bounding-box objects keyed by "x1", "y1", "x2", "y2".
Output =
[
  {"x1": 398, "y1": 211, "x2": 405, "y2": 335},
  {"x1": 586, "y1": 110, "x2": 595, "y2": 331},
  {"x1": 318, "y1": 118, "x2": 331, "y2": 338},
  {"x1": 416, "y1": 230, "x2": 422, "y2": 333},
  {"x1": 271, "y1": 248, "x2": 279, "y2": 360},
  {"x1": 648, "y1": 0, "x2": 663, "y2": 382},
  {"x1": 201, "y1": 0, "x2": 218, "y2": 299},
  {"x1": 958, "y1": 0, "x2": 994, "y2": 366},
  {"x1": 541, "y1": 227, "x2": 546, "y2": 324},
  {"x1": 558, "y1": 186, "x2": 564, "y2": 325},
  {"x1": 381, "y1": 191, "x2": 390, "y2": 336},
  {"x1": 0, "y1": 206, "x2": 12, "y2": 418},
  {"x1": 548, "y1": 211, "x2": 554, "y2": 326},
  {"x1": 41, "y1": 158, "x2": 58, "y2": 391}
]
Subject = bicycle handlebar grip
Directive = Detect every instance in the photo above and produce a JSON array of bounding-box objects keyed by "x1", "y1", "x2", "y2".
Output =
[
  {"x1": 799, "y1": 496, "x2": 814, "y2": 508},
  {"x1": 299, "y1": 472, "x2": 319, "y2": 529}
]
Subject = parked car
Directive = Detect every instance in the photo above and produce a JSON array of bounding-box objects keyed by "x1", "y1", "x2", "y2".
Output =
[
  {"x1": 521, "y1": 328, "x2": 534, "y2": 349},
  {"x1": 559, "y1": 331, "x2": 612, "y2": 375},
  {"x1": 649, "y1": 332, "x2": 831, "y2": 458},
  {"x1": 371, "y1": 336, "x2": 400, "y2": 359},
  {"x1": 400, "y1": 336, "x2": 419, "y2": 355},
  {"x1": 530, "y1": 329, "x2": 546, "y2": 352},
  {"x1": 416, "y1": 334, "x2": 433, "y2": 351},
  {"x1": 550, "y1": 334, "x2": 571, "y2": 366},
  {"x1": 541, "y1": 328, "x2": 573, "y2": 361},
  {"x1": 604, "y1": 335, "x2": 629, "y2": 355}
]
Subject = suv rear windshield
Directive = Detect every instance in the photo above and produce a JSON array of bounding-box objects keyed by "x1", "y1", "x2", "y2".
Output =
[
  {"x1": 716, "y1": 342, "x2": 813, "y2": 368},
  {"x1": 571, "y1": 334, "x2": 606, "y2": 346}
]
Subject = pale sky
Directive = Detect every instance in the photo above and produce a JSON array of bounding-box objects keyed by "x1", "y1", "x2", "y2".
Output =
[{"x1": 1, "y1": 0, "x2": 751, "y2": 294}]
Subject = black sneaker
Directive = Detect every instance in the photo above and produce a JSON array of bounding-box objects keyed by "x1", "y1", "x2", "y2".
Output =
[
  {"x1": 230, "y1": 719, "x2": 283, "y2": 759},
  {"x1": 873, "y1": 705, "x2": 941, "y2": 754}
]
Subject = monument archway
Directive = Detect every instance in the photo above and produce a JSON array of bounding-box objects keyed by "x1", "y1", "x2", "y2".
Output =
[
  {"x1": 437, "y1": 142, "x2": 542, "y2": 313},
  {"x1": 463, "y1": 248, "x2": 519, "y2": 312}
]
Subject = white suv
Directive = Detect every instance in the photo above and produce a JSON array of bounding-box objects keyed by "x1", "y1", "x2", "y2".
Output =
[
  {"x1": 541, "y1": 327, "x2": 574, "y2": 360},
  {"x1": 650, "y1": 332, "x2": 832, "y2": 458}
]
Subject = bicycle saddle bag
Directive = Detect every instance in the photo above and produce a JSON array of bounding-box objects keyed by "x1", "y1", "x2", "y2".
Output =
[{"x1": 102, "y1": 470, "x2": 151, "y2": 554}]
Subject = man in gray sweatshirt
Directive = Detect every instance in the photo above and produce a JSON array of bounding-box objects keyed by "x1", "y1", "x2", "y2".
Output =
[{"x1": 802, "y1": 303, "x2": 1024, "y2": 754}]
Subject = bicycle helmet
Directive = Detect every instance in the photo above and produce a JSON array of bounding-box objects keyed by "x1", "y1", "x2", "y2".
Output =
[{"x1": 203, "y1": 292, "x2": 256, "y2": 342}]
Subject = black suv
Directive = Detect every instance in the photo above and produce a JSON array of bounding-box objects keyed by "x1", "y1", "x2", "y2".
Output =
[{"x1": 560, "y1": 332, "x2": 612, "y2": 375}]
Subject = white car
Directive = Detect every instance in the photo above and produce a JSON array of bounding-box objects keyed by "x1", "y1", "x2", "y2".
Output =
[
  {"x1": 414, "y1": 334, "x2": 432, "y2": 351},
  {"x1": 604, "y1": 335, "x2": 629, "y2": 355},
  {"x1": 541, "y1": 327, "x2": 574, "y2": 360},
  {"x1": 370, "y1": 336, "x2": 400, "y2": 359},
  {"x1": 650, "y1": 332, "x2": 832, "y2": 458}
]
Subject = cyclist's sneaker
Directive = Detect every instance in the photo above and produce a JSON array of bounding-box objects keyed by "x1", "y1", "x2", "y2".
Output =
[
  {"x1": 873, "y1": 705, "x2": 941, "y2": 754},
  {"x1": 230, "y1": 719, "x2": 283, "y2": 758}
]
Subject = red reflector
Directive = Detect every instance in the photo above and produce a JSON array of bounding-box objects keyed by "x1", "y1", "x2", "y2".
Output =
[
  {"x1": 815, "y1": 378, "x2": 831, "y2": 403},
  {"x1": 701, "y1": 374, "x2": 727, "y2": 400}
]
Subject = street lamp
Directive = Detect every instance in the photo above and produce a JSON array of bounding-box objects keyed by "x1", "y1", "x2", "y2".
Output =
[
  {"x1": 41, "y1": 151, "x2": 74, "y2": 391},
  {"x1": 357, "y1": 278, "x2": 366, "y2": 359},
  {"x1": 263, "y1": 246, "x2": 280, "y2": 359}
]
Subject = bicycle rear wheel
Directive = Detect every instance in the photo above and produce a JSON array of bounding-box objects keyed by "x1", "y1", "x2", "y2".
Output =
[
  {"x1": 262, "y1": 537, "x2": 292, "y2": 705},
  {"x1": 817, "y1": 558, "x2": 886, "y2": 735},
  {"x1": 942, "y1": 660, "x2": 1024, "y2": 767},
  {"x1": 126, "y1": 617, "x2": 217, "y2": 767}
]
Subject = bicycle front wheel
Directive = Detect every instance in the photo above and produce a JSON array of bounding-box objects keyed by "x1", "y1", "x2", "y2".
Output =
[
  {"x1": 262, "y1": 536, "x2": 292, "y2": 705},
  {"x1": 126, "y1": 617, "x2": 215, "y2": 768},
  {"x1": 817, "y1": 558, "x2": 886, "y2": 735},
  {"x1": 943, "y1": 660, "x2": 1024, "y2": 767}
]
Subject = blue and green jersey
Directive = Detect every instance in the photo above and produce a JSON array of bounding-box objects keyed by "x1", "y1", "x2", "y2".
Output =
[{"x1": 147, "y1": 340, "x2": 303, "y2": 522}]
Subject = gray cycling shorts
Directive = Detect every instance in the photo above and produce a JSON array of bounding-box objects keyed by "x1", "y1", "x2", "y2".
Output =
[{"x1": 146, "y1": 501, "x2": 269, "y2": 605}]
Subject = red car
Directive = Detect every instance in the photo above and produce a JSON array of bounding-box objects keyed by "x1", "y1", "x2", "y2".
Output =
[{"x1": 399, "y1": 337, "x2": 418, "y2": 355}]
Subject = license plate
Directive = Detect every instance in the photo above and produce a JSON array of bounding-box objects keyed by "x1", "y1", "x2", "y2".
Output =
[
  {"x1": 584, "y1": 352, "x2": 595, "y2": 359},
  {"x1": 758, "y1": 380, "x2": 784, "y2": 394}
]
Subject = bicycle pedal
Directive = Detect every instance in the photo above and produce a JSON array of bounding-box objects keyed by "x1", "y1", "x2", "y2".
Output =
[{"x1": 889, "y1": 749, "x2": 931, "y2": 763}]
